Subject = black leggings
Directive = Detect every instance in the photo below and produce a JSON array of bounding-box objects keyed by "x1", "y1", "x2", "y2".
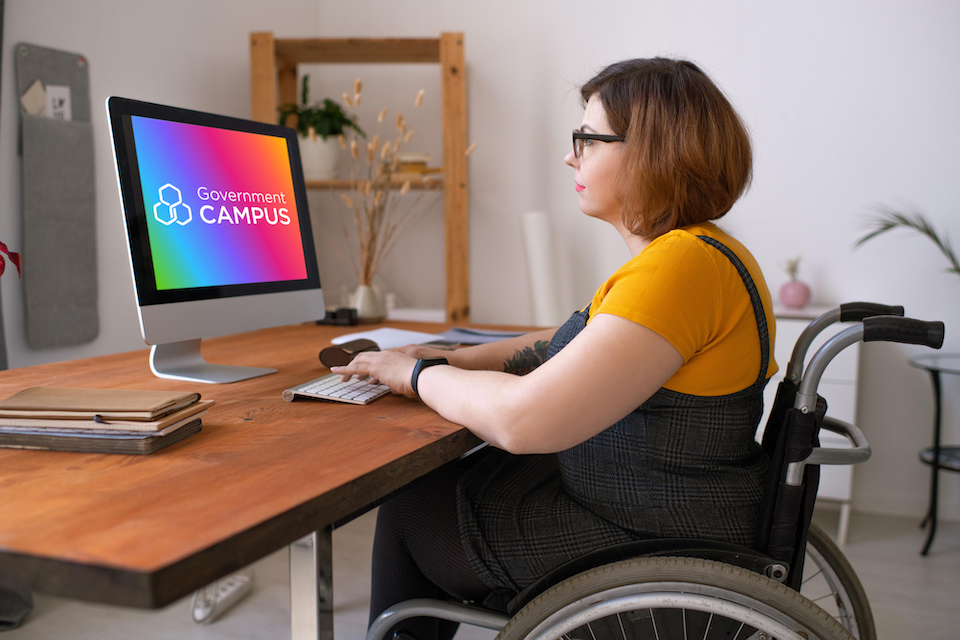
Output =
[{"x1": 369, "y1": 463, "x2": 493, "y2": 640}]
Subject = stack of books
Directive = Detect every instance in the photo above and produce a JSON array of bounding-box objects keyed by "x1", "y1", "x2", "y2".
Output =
[
  {"x1": 392, "y1": 152, "x2": 442, "y2": 183},
  {"x1": 0, "y1": 387, "x2": 213, "y2": 454}
]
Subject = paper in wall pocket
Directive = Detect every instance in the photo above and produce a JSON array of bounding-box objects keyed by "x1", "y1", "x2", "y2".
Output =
[
  {"x1": 20, "y1": 78, "x2": 45, "y2": 116},
  {"x1": 45, "y1": 85, "x2": 72, "y2": 121}
]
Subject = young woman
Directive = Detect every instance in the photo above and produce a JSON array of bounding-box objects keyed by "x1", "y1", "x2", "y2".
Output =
[{"x1": 332, "y1": 58, "x2": 777, "y2": 640}]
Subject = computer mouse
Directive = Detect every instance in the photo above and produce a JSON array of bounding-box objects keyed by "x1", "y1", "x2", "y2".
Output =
[{"x1": 319, "y1": 339, "x2": 379, "y2": 367}]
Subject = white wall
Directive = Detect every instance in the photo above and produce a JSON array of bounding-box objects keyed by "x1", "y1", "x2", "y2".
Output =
[
  {"x1": 2, "y1": 0, "x2": 959, "y2": 522},
  {"x1": 0, "y1": 0, "x2": 321, "y2": 367}
]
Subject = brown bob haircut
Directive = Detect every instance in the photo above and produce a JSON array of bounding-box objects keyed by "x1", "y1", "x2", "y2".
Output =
[{"x1": 580, "y1": 58, "x2": 752, "y2": 240}]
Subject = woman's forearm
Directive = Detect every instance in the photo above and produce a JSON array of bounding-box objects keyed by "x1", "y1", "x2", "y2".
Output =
[{"x1": 403, "y1": 327, "x2": 557, "y2": 373}]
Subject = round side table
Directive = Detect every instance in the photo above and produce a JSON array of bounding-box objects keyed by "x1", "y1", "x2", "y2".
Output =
[{"x1": 909, "y1": 353, "x2": 960, "y2": 555}]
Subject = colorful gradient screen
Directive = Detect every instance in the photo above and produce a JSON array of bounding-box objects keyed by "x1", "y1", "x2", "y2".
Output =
[{"x1": 130, "y1": 116, "x2": 309, "y2": 291}]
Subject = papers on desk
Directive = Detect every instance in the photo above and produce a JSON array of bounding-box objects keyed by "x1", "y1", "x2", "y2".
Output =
[
  {"x1": 439, "y1": 327, "x2": 527, "y2": 344},
  {"x1": 0, "y1": 387, "x2": 211, "y2": 454},
  {"x1": 331, "y1": 327, "x2": 526, "y2": 349},
  {"x1": 332, "y1": 328, "x2": 442, "y2": 349}
]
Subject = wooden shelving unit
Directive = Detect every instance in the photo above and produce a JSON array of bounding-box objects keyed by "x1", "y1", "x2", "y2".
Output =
[
  {"x1": 302, "y1": 178, "x2": 443, "y2": 191},
  {"x1": 250, "y1": 32, "x2": 469, "y2": 323}
]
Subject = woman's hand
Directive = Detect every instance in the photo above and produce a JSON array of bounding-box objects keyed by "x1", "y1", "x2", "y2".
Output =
[{"x1": 330, "y1": 350, "x2": 420, "y2": 397}]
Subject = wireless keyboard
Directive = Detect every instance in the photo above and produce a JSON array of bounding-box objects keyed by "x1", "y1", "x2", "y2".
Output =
[{"x1": 282, "y1": 373, "x2": 390, "y2": 405}]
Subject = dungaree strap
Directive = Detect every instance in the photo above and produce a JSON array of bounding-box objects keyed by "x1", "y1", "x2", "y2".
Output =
[{"x1": 697, "y1": 236, "x2": 771, "y2": 386}]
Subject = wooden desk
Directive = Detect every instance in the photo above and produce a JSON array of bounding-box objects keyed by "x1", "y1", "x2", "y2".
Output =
[{"x1": 0, "y1": 321, "x2": 482, "y2": 635}]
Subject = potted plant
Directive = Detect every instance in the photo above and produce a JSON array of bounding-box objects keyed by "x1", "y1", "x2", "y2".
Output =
[
  {"x1": 855, "y1": 205, "x2": 960, "y2": 278},
  {"x1": 278, "y1": 75, "x2": 364, "y2": 181}
]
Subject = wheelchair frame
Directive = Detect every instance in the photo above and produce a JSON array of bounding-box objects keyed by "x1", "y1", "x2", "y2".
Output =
[{"x1": 368, "y1": 303, "x2": 944, "y2": 640}]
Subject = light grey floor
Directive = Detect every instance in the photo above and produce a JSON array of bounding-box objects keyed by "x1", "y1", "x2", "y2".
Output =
[{"x1": 4, "y1": 507, "x2": 959, "y2": 639}]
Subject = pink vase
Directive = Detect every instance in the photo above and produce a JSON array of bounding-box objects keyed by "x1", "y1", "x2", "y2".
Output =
[{"x1": 779, "y1": 280, "x2": 811, "y2": 309}]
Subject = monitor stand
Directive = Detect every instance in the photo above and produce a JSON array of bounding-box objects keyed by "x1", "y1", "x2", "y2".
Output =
[{"x1": 149, "y1": 339, "x2": 276, "y2": 384}]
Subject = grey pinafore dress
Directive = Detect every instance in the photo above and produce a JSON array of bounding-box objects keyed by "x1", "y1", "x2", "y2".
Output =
[{"x1": 456, "y1": 236, "x2": 771, "y2": 594}]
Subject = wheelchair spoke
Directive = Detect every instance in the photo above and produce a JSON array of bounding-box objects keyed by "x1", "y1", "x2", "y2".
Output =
[
  {"x1": 586, "y1": 621, "x2": 598, "y2": 640},
  {"x1": 802, "y1": 523, "x2": 875, "y2": 638},
  {"x1": 701, "y1": 612, "x2": 713, "y2": 640},
  {"x1": 732, "y1": 621, "x2": 746, "y2": 639},
  {"x1": 808, "y1": 591, "x2": 841, "y2": 606},
  {"x1": 801, "y1": 566, "x2": 825, "y2": 586}
]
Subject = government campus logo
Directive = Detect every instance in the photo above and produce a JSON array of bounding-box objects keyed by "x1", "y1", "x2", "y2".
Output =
[
  {"x1": 153, "y1": 183, "x2": 292, "y2": 227},
  {"x1": 153, "y1": 184, "x2": 192, "y2": 226}
]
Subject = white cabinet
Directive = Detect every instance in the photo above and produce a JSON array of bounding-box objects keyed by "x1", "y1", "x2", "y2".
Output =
[{"x1": 760, "y1": 306, "x2": 860, "y2": 545}]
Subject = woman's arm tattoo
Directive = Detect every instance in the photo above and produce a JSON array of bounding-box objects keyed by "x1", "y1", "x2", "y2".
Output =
[{"x1": 503, "y1": 340, "x2": 550, "y2": 375}]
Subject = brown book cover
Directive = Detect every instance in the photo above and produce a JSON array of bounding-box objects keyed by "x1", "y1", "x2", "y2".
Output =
[
  {"x1": 0, "y1": 399, "x2": 213, "y2": 432},
  {"x1": 0, "y1": 419, "x2": 202, "y2": 455},
  {"x1": 0, "y1": 387, "x2": 201, "y2": 421}
]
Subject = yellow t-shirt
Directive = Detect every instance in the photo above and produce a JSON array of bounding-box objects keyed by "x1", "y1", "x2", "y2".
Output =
[{"x1": 588, "y1": 222, "x2": 777, "y2": 396}]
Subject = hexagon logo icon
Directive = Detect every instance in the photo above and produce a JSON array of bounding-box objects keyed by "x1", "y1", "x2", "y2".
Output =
[{"x1": 153, "y1": 183, "x2": 192, "y2": 226}]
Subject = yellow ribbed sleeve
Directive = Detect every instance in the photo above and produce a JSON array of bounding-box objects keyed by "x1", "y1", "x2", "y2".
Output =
[{"x1": 589, "y1": 223, "x2": 778, "y2": 396}]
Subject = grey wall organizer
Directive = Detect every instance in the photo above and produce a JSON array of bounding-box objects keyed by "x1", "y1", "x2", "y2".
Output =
[{"x1": 15, "y1": 42, "x2": 99, "y2": 349}]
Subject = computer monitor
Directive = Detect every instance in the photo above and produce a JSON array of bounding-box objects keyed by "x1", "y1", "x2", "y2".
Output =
[{"x1": 107, "y1": 96, "x2": 325, "y2": 384}]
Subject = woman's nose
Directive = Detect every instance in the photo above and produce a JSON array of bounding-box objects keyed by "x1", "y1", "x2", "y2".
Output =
[{"x1": 564, "y1": 149, "x2": 578, "y2": 168}]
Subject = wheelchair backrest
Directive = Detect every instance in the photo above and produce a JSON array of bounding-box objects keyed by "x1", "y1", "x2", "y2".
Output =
[
  {"x1": 756, "y1": 383, "x2": 824, "y2": 590},
  {"x1": 754, "y1": 304, "x2": 942, "y2": 591}
]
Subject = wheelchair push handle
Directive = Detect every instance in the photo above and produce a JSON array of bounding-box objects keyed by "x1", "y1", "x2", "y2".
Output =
[
  {"x1": 862, "y1": 315, "x2": 945, "y2": 349},
  {"x1": 796, "y1": 315, "x2": 944, "y2": 413},
  {"x1": 786, "y1": 301, "x2": 905, "y2": 384},
  {"x1": 839, "y1": 302, "x2": 905, "y2": 322}
]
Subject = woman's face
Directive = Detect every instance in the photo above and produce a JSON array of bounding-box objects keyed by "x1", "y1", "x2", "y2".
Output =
[{"x1": 565, "y1": 95, "x2": 624, "y2": 225}]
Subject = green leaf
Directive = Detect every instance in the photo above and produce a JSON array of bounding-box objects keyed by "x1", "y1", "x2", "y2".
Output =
[
  {"x1": 855, "y1": 205, "x2": 960, "y2": 277},
  {"x1": 276, "y1": 80, "x2": 365, "y2": 139}
]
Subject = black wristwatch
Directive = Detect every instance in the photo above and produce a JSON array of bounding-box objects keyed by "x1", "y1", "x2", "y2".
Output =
[{"x1": 411, "y1": 358, "x2": 448, "y2": 397}]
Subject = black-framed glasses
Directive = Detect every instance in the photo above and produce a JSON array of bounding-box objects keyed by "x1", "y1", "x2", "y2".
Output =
[{"x1": 572, "y1": 129, "x2": 625, "y2": 158}]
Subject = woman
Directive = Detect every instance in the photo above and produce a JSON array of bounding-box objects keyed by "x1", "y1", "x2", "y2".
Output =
[{"x1": 333, "y1": 58, "x2": 777, "y2": 640}]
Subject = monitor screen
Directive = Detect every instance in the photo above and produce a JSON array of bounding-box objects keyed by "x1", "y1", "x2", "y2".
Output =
[
  {"x1": 131, "y1": 115, "x2": 309, "y2": 292},
  {"x1": 108, "y1": 97, "x2": 325, "y2": 383}
]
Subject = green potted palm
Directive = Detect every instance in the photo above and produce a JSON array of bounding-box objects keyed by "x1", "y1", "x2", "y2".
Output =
[
  {"x1": 855, "y1": 206, "x2": 959, "y2": 277},
  {"x1": 278, "y1": 75, "x2": 364, "y2": 180}
]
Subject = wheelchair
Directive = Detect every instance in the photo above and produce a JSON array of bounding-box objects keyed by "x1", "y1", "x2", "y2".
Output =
[{"x1": 368, "y1": 303, "x2": 944, "y2": 640}]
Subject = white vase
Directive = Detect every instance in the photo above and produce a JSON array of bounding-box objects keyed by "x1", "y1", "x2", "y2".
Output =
[
  {"x1": 352, "y1": 285, "x2": 385, "y2": 323},
  {"x1": 298, "y1": 135, "x2": 340, "y2": 181}
]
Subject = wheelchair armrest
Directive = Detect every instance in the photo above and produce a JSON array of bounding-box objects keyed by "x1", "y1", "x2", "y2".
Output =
[{"x1": 784, "y1": 416, "x2": 872, "y2": 486}]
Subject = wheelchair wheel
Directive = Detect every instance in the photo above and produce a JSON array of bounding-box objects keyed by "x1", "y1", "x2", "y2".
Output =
[
  {"x1": 497, "y1": 556, "x2": 853, "y2": 640},
  {"x1": 801, "y1": 523, "x2": 876, "y2": 639}
]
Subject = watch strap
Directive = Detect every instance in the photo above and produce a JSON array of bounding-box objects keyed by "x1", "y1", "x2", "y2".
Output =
[{"x1": 411, "y1": 358, "x2": 448, "y2": 397}]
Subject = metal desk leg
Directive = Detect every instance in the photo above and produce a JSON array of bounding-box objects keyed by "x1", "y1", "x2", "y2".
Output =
[
  {"x1": 290, "y1": 526, "x2": 334, "y2": 640},
  {"x1": 836, "y1": 501, "x2": 852, "y2": 547},
  {"x1": 920, "y1": 371, "x2": 942, "y2": 556}
]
